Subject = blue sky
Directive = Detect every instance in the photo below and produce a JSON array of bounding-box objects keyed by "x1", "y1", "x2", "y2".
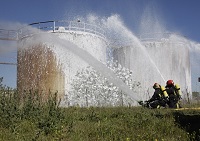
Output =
[
  {"x1": 0, "y1": 0, "x2": 200, "y2": 42},
  {"x1": 0, "y1": 0, "x2": 200, "y2": 90}
]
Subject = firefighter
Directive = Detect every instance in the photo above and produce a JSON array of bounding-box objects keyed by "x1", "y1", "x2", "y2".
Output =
[
  {"x1": 165, "y1": 80, "x2": 182, "y2": 108},
  {"x1": 147, "y1": 83, "x2": 168, "y2": 109}
]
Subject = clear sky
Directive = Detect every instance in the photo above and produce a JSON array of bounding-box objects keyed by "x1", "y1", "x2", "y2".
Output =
[
  {"x1": 0, "y1": 0, "x2": 200, "y2": 42},
  {"x1": 0, "y1": 0, "x2": 200, "y2": 91}
]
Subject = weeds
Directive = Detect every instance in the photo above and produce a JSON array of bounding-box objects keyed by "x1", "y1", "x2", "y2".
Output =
[{"x1": 0, "y1": 77, "x2": 197, "y2": 141}]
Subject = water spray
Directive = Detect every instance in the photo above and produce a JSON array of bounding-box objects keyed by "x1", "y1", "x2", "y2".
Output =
[
  {"x1": 31, "y1": 33, "x2": 141, "y2": 102},
  {"x1": 1, "y1": 14, "x2": 192, "y2": 106}
]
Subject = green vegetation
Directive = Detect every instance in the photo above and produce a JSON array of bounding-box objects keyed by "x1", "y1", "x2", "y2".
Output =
[{"x1": 1, "y1": 77, "x2": 200, "y2": 141}]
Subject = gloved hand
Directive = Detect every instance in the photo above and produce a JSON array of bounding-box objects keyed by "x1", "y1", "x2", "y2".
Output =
[{"x1": 138, "y1": 101, "x2": 143, "y2": 105}]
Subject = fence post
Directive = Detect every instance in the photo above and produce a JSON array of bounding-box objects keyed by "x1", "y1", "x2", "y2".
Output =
[
  {"x1": 69, "y1": 21, "x2": 71, "y2": 30},
  {"x1": 86, "y1": 88, "x2": 88, "y2": 107},
  {"x1": 186, "y1": 87, "x2": 190, "y2": 104},
  {"x1": 53, "y1": 21, "x2": 55, "y2": 32},
  {"x1": 7, "y1": 31, "x2": 9, "y2": 39},
  {"x1": 16, "y1": 32, "x2": 19, "y2": 40}
]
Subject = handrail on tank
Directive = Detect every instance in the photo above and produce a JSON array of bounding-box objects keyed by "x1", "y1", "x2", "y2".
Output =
[
  {"x1": 139, "y1": 32, "x2": 172, "y2": 42},
  {"x1": 18, "y1": 20, "x2": 106, "y2": 40},
  {"x1": 0, "y1": 29, "x2": 18, "y2": 41},
  {"x1": 139, "y1": 32, "x2": 186, "y2": 42},
  {"x1": 139, "y1": 32, "x2": 188, "y2": 47}
]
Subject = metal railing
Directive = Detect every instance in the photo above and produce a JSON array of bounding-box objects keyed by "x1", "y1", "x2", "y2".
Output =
[
  {"x1": 0, "y1": 62, "x2": 17, "y2": 65},
  {"x1": 18, "y1": 20, "x2": 106, "y2": 40},
  {"x1": 0, "y1": 29, "x2": 18, "y2": 41},
  {"x1": 139, "y1": 32, "x2": 187, "y2": 42},
  {"x1": 0, "y1": 20, "x2": 106, "y2": 41}
]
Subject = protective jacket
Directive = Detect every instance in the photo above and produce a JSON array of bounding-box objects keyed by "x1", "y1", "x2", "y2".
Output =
[
  {"x1": 149, "y1": 88, "x2": 162, "y2": 102},
  {"x1": 165, "y1": 84, "x2": 181, "y2": 108},
  {"x1": 148, "y1": 87, "x2": 168, "y2": 108}
]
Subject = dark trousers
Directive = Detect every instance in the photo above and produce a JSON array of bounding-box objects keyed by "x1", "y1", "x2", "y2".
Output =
[
  {"x1": 149, "y1": 100, "x2": 167, "y2": 108},
  {"x1": 168, "y1": 94, "x2": 179, "y2": 108}
]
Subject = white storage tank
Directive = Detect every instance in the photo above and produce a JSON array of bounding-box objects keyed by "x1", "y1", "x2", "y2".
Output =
[
  {"x1": 113, "y1": 33, "x2": 191, "y2": 101},
  {"x1": 17, "y1": 21, "x2": 107, "y2": 104}
]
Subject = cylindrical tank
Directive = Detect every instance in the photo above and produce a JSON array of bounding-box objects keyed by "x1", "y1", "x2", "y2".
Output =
[
  {"x1": 17, "y1": 21, "x2": 107, "y2": 104},
  {"x1": 113, "y1": 34, "x2": 191, "y2": 100}
]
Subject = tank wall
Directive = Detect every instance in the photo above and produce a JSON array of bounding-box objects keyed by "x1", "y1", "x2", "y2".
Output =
[
  {"x1": 51, "y1": 32, "x2": 107, "y2": 93},
  {"x1": 17, "y1": 32, "x2": 107, "y2": 105},
  {"x1": 56, "y1": 32, "x2": 107, "y2": 63},
  {"x1": 17, "y1": 42, "x2": 65, "y2": 101},
  {"x1": 146, "y1": 40, "x2": 191, "y2": 98},
  {"x1": 113, "y1": 38, "x2": 191, "y2": 100}
]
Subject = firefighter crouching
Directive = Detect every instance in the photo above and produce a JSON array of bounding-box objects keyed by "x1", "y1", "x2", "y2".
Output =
[
  {"x1": 144, "y1": 83, "x2": 169, "y2": 109},
  {"x1": 165, "y1": 80, "x2": 182, "y2": 108}
]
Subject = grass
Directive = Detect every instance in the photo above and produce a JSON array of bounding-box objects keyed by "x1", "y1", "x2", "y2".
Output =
[{"x1": 0, "y1": 81, "x2": 199, "y2": 140}]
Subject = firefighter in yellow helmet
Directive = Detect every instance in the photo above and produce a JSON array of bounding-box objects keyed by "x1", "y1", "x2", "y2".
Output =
[
  {"x1": 165, "y1": 80, "x2": 182, "y2": 108},
  {"x1": 147, "y1": 83, "x2": 169, "y2": 109}
]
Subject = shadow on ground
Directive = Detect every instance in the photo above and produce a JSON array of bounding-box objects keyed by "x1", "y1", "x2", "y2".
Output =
[{"x1": 174, "y1": 110, "x2": 200, "y2": 140}]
